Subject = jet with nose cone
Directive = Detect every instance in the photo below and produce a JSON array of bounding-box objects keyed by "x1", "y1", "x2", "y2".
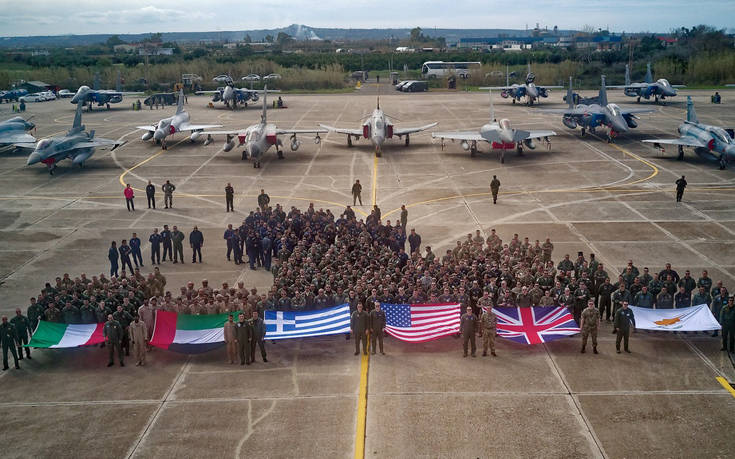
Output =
[
  {"x1": 432, "y1": 90, "x2": 556, "y2": 163},
  {"x1": 195, "y1": 75, "x2": 279, "y2": 110},
  {"x1": 70, "y1": 73, "x2": 141, "y2": 110},
  {"x1": 643, "y1": 96, "x2": 735, "y2": 168},
  {"x1": 540, "y1": 76, "x2": 655, "y2": 141},
  {"x1": 137, "y1": 89, "x2": 221, "y2": 150},
  {"x1": 319, "y1": 98, "x2": 437, "y2": 157},
  {"x1": 608, "y1": 63, "x2": 684, "y2": 104},
  {"x1": 26, "y1": 102, "x2": 124, "y2": 174},
  {"x1": 483, "y1": 64, "x2": 562, "y2": 106},
  {"x1": 0, "y1": 116, "x2": 36, "y2": 151},
  {"x1": 196, "y1": 88, "x2": 326, "y2": 168}
]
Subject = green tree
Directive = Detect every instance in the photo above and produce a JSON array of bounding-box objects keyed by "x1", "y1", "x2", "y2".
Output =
[
  {"x1": 265, "y1": 34, "x2": 274, "y2": 43},
  {"x1": 106, "y1": 35, "x2": 125, "y2": 47}
]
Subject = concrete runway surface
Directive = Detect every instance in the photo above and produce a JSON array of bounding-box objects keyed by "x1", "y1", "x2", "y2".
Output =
[{"x1": 1, "y1": 86, "x2": 735, "y2": 458}]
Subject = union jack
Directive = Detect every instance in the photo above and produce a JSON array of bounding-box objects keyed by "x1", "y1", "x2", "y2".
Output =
[{"x1": 494, "y1": 306, "x2": 580, "y2": 345}]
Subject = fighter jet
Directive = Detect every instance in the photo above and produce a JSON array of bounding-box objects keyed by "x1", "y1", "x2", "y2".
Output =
[
  {"x1": 642, "y1": 96, "x2": 735, "y2": 168},
  {"x1": 319, "y1": 98, "x2": 437, "y2": 157},
  {"x1": 0, "y1": 116, "x2": 36, "y2": 151},
  {"x1": 70, "y1": 73, "x2": 141, "y2": 110},
  {"x1": 540, "y1": 76, "x2": 655, "y2": 141},
  {"x1": 137, "y1": 89, "x2": 221, "y2": 150},
  {"x1": 483, "y1": 64, "x2": 562, "y2": 106},
  {"x1": 608, "y1": 63, "x2": 684, "y2": 104},
  {"x1": 198, "y1": 88, "x2": 326, "y2": 168},
  {"x1": 432, "y1": 90, "x2": 556, "y2": 163},
  {"x1": 0, "y1": 88, "x2": 28, "y2": 103},
  {"x1": 196, "y1": 75, "x2": 278, "y2": 110},
  {"x1": 26, "y1": 103, "x2": 124, "y2": 174}
]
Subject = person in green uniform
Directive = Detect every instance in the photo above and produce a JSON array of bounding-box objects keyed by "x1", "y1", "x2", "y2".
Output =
[
  {"x1": 10, "y1": 308, "x2": 32, "y2": 360},
  {"x1": 1, "y1": 316, "x2": 20, "y2": 370}
]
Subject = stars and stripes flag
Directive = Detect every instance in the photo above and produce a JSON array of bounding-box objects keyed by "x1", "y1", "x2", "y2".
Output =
[
  {"x1": 494, "y1": 306, "x2": 579, "y2": 345},
  {"x1": 382, "y1": 303, "x2": 461, "y2": 342}
]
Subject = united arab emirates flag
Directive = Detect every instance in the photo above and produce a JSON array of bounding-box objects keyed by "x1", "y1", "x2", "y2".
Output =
[
  {"x1": 27, "y1": 321, "x2": 106, "y2": 348},
  {"x1": 150, "y1": 310, "x2": 230, "y2": 353}
]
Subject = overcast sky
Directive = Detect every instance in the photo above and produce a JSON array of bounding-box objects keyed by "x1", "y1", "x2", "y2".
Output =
[{"x1": 0, "y1": 0, "x2": 733, "y2": 37}]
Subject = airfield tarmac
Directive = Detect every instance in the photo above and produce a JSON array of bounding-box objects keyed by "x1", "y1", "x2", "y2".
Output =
[{"x1": 1, "y1": 85, "x2": 735, "y2": 458}]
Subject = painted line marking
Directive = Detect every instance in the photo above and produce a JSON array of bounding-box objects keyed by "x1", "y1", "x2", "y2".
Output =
[
  {"x1": 716, "y1": 376, "x2": 735, "y2": 398},
  {"x1": 354, "y1": 347, "x2": 369, "y2": 459}
]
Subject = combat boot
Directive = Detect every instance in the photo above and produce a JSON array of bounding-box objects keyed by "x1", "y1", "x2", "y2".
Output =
[
  {"x1": 593, "y1": 346, "x2": 598, "y2": 354},
  {"x1": 580, "y1": 346, "x2": 585, "y2": 353}
]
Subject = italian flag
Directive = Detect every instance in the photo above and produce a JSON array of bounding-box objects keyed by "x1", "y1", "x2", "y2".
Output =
[
  {"x1": 28, "y1": 321, "x2": 105, "y2": 348},
  {"x1": 150, "y1": 310, "x2": 230, "y2": 353}
]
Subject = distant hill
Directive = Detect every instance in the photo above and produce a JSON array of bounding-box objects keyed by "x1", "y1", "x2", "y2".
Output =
[{"x1": 0, "y1": 24, "x2": 576, "y2": 48}]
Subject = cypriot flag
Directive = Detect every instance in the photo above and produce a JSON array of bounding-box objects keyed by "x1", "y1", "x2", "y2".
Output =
[{"x1": 628, "y1": 304, "x2": 721, "y2": 331}]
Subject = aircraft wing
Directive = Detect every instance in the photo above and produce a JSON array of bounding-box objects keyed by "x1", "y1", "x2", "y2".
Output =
[
  {"x1": 620, "y1": 107, "x2": 657, "y2": 115},
  {"x1": 194, "y1": 130, "x2": 241, "y2": 136},
  {"x1": 394, "y1": 122, "x2": 438, "y2": 136},
  {"x1": 1, "y1": 132, "x2": 37, "y2": 147},
  {"x1": 235, "y1": 88, "x2": 281, "y2": 95},
  {"x1": 432, "y1": 131, "x2": 484, "y2": 142},
  {"x1": 539, "y1": 86, "x2": 563, "y2": 89},
  {"x1": 672, "y1": 85, "x2": 686, "y2": 88},
  {"x1": 136, "y1": 125, "x2": 156, "y2": 132},
  {"x1": 319, "y1": 124, "x2": 363, "y2": 136},
  {"x1": 538, "y1": 108, "x2": 579, "y2": 115},
  {"x1": 195, "y1": 91, "x2": 220, "y2": 95},
  {"x1": 274, "y1": 128, "x2": 328, "y2": 135},
  {"x1": 72, "y1": 139, "x2": 126, "y2": 150},
  {"x1": 178, "y1": 123, "x2": 224, "y2": 132},
  {"x1": 512, "y1": 130, "x2": 557, "y2": 142},
  {"x1": 480, "y1": 86, "x2": 513, "y2": 90},
  {"x1": 642, "y1": 137, "x2": 707, "y2": 148}
]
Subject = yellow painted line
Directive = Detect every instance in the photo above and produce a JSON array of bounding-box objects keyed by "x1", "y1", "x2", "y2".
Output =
[
  {"x1": 602, "y1": 140, "x2": 659, "y2": 186},
  {"x1": 118, "y1": 149, "x2": 165, "y2": 188},
  {"x1": 354, "y1": 342, "x2": 369, "y2": 459},
  {"x1": 371, "y1": 155, "x2": 378, "y2": 207},
  {"x1": 716, "y1": 377, "x2": 735, "y2": 398}
]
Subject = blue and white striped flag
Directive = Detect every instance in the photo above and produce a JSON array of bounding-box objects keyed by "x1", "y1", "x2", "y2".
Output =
[{"x1": 264, "y1": 304, "x2": 351, "y2": 340}]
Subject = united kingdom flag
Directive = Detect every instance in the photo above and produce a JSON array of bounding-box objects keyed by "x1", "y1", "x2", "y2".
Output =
[{"x1": 494, "y1": 306, "x2": 580, "y2": 345}]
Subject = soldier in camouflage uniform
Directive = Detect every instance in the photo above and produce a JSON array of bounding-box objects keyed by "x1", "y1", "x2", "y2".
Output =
[
  {"x1": 480, "y1": 305, "x2": 497, "y2": 356},
  {"x1": 579, "y1": 299, "x2": 600, "y2": 354}
]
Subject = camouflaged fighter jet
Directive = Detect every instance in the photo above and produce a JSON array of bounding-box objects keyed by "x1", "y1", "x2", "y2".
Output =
[
  {"x1": 643, "y1": 96, "x2": 735, "y2": 168},
  {"x1": 0, "y1": 116, "x2": 36, "y2": 151},
  {"x1": 608, "y1": 63, "x2": 684, "y2": 104},
  {"x1": 483, "y1": 64, "x2": 563, "y2": 106},
  {"x1": 26, "y1": 103, "x2": 124, "y2": 174}
]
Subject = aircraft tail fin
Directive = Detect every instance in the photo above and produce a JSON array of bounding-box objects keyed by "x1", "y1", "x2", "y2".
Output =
[
  {"x1": 686, "y1": 96, "x2": 698, "y2": 123},
  {"x1": 566, "y1": 76, "x2": 574, "y2": 109},
  {"x1": 261, "y1": 85, "x2": 268, "y2": 123},
  {"x1": 625, "y1": 64, "x2": 631, "y2": 86},
  {"x1": 599, "y1": 75, "x2": 608, "y2": 106},
  {"x1": 645, "y1": 62, "x2": 653, "y2": 84},
  {"x1": 176, "y1": 88, "x2": 184, "y2": 115},
  {"x1": 70, "y1": 102, "x2": 85, "y2": 133}
]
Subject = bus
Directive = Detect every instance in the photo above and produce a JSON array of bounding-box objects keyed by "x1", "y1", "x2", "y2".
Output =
[{"x1": 421, "y1": 61, "x2": 481, "y2": 79}]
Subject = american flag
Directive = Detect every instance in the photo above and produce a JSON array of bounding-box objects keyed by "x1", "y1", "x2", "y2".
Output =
[
  {"x1": 382, "y1": 303, "x2": 461, "y2": 342},
  {"x1": 494, "y1": 306, "x2": 579, "y2": 345}
]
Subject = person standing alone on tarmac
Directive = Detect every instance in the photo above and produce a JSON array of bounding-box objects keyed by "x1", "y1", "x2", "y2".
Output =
[
  {"x1": 352, "y1": 180, "x2": 363, "y2": 206},
  {"x1": 162, "y1": 180, "x2": 176, "y2": 208},
  {"x1": 146, "y1": 180, "x2": 156, "y2": 209},
  {"x1": 190, "y1": 226, "x2": 204, "y2": 263},
  {"x1": 225, "y1": 183, "x2": 234, "y2": 212},
  {"x1": 257, "y1": 189, "x2": 270, "y2": 212},
  {"x1": 490, "y1": 175, "x2": 500, "y2": 204},
  {"x1": 675, "y1": 175, "x2": 687, "y2": 202},
  {"x1": 124, "y1": 184, "x2": 135, "y2": 211}
]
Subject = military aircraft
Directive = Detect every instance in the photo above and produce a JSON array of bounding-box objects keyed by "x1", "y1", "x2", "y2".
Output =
[
  {"x1": 0, "y1": 116, "x2": 36, "y2": 151},
  {"x1": 198, "y1": 88, "x2": 326, "y2": 168},
  {"x1": 540, "y1": 76, "x2": 655, "y2": 141},
  {"x1": 26, "y1": 103, "x2": 124, "y2": 174},
  {"x1": 643, "y1": 96, "x2": 735, "y2": 168},
  {"x1": 137, "y1": 89, "x2": 221, "y2": 150},
  {"x1": 70, "y1": 73, "x2": 141, "y2": 110},
  {"x1": 483, "y1": 64, "x2": 562, "y2": 105},
  {"x1": 319, "y1": 98, "x2": 437, "y2": 157},
  {"x1": 432, "y1": 90, "x2": 556, "y2": 163},
  {"x1": 608, "y1": 63, "x2": 684, "y2": 104},
  {"x1": 195, "y1": 75, "x2": 278, "y2": 110},
  {"x1": 0, "y1": 88, "x2": 29, "y2": 103}
]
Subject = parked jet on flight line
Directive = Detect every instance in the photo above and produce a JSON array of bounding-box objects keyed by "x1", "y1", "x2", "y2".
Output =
[
  {"x1": 71, "y1": 73, "x2": 142, "y2": 110},
  {"x1": 319, "y1": 98, "x2": 437, "y2": 157},
  {"x1": 0, "y1": 88, "x2": 28, "y2": 103},
  {"x1": 27, "y1": 102, "x2": 124, "y2": 174},
  {"x1": 483, "y1": 64, "x2": 562, "y2": 105},
  {"x1": 432, "y1": 90, "x2": 556, "y2": 163},
  {"x1": 199, "y1": 88, "x2": 326, "y2": 168},
  {"x1": 137, "y1": 89, "x2": 221, "y2": 150},
  {"x1": 643, "y1": 96, "x2": 735, "y2": 168},
  {"x1": 0, "y1": 116, "x2": 36, "y2": 151},
  {"x1": 196, "y1": 75, "x2": 279, "y2": 109},
  {"x1": 608, "y1": 63, "x2": 684, "y2": 104},
  {"x1": 540, "y1": 76, "x2": 655, "y2": 141}
]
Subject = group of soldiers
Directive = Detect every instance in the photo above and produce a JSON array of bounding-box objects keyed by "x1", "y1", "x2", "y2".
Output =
[{"x1": 108, "y1": 226, "x2": 205, "y2": 277}]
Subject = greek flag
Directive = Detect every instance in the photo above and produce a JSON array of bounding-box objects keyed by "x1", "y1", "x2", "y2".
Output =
[{"x1": 264, "y1": 304, "x2": 351, "y2": 340}]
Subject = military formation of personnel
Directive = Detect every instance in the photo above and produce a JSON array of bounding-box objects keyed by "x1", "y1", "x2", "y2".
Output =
[
  {"x1": 108, "y1": 226, "x2": 205, "y2": 276},
  {"x1": 8, "y1": 203, "x2": 735, "y2": 369},
  {"x1": 224, "y1": 311, "x2": 267, "y2": 365}
]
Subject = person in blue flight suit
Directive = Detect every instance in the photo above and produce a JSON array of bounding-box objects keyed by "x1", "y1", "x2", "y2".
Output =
[
  {"x1": 129, "y1": 232, "x2": 143, "y2": 268},
  {"x1": 149, "y1": 228, "x2": 162, "y2": 265},
  {"x1": 161, "y1": 224, "x2": 173, "y2": 262},
  {"x1": 118, "y1": 239, "x2": 134, "y2": 273},
  {"x1": 224, "y1": 224, "x2": 236, "y2": 262},
  {"x1": 108, "y1": 241, "x2": 119, "y2": 277}
]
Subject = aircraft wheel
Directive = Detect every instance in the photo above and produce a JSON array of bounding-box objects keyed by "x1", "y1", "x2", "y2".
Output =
[
  {"x1": 375, "y1": 150, "x2": 382, "y2": 158},
  {"x1": 677, "y1": 145, "x2": 684, "y2": 161},
  {"x1": 500, "y1": 151, "x2": 505, "y2": 164},
  {"x1": 277, "y1": 150, "x2": 284, "y2": 159},
  {"x1": 405, "y1": 135, "x2": 410, "y2": 147},
  {"x1": 347, "y1": 136, "x2": 353, "y2": 148},
  {"x1": 580, "y1": 128, "x2": 586, "y2": 137}
]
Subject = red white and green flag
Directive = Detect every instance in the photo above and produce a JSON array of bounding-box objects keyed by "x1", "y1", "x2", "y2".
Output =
[{"x1": 27, "y1": 321, "x2": 105, "y2": 348}]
